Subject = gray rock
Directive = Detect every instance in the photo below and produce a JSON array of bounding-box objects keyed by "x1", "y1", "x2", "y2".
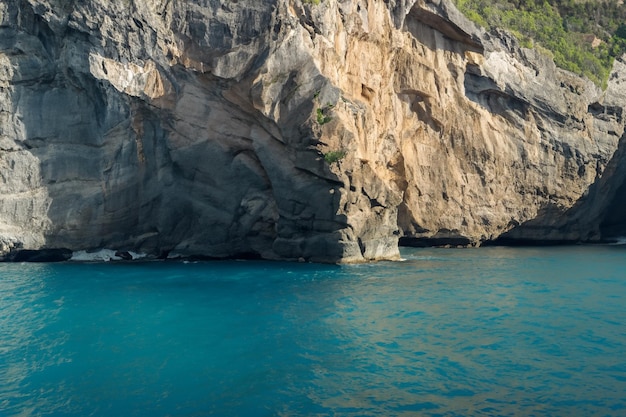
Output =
[{"x1": 0, "y1": 0, "x2": 625, "y2": 262}]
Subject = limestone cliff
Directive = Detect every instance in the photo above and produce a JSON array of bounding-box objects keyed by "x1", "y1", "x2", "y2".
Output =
[{"x1": 0, "y1": 0, "x2": 624, "y2": 262}]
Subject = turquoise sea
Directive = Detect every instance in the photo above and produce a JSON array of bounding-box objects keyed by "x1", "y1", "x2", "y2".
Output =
[{"x1": 1, "y1": 246, "x2": 626, "y2": 416}]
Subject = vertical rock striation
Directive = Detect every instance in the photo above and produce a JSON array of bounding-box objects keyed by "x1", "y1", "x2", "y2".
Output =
[{"x1": 0, "y1": 0, "x2": 624, "y2": 262}]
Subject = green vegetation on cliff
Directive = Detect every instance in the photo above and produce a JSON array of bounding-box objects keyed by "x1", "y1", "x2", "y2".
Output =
[{"x1": 454, "y1": 0, "x2": 626, "y2": 87}]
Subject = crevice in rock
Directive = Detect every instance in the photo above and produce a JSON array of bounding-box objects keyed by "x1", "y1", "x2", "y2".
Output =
[
  {"x1": 405, "y1": 1, "x2": 484, "y2": 53},
  {"x1": 399, "y1": 235, "x2": 472, "y2": 248},
  {"x1": 464, "y1": 72, "x2": 531, "y2": 124},
  {"x1": 588, "y1": 102, "x2": 624, "y2": 124},
  {"x1": 3, "y1": 248, "x2": 73, "y2": 262},
  {"x1": 357, "y1": 237, "x2": 365, "y2": 256},
  {"x1": 397, "y1": 89, "x2": 443, "y2": 132},
  {"x1": 294, "y1": 165, "x2": 344, "y2": 185},
  {"x1": 369, "y1": 198, "x2": 384, "y2": 209}
]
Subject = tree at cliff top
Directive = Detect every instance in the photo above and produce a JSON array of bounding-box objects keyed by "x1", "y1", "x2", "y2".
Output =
[{"x1": 454, "y1": 0, "x2": 626, "y2": 87}]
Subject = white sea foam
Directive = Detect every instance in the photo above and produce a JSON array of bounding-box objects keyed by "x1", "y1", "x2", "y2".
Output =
[
  {"x1": 70, "y1": 249, "x2": 146, "y2": 262},
  {"x1": 71, "y1": 249, "x2": 118, "y2": 262}
]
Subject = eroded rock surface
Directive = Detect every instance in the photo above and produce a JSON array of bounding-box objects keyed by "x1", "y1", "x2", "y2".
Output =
[{"x1": 0, "y1": 0, "x2": 624, "y2": 262}]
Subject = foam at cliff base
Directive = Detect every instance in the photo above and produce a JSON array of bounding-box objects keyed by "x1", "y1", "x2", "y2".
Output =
[
  {"x1": 70, "y1": 249, "x2": 146, "y2": 262},
  {"x1": 606, "y1": 237, "x2": 626, "y2": 245}
]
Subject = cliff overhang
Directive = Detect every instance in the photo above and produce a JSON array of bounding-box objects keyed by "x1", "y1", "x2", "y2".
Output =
[{"x1": 0, "y1": 0, "x2": 625, "y2": 263}]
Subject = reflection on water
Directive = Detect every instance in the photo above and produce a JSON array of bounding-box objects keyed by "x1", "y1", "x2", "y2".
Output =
[
  {"x1": 1, "y1": 246, "x2": 626, "y2": 416},
  {"x1": 0, "y1": 264, "x2": 70, "y2": 415}
]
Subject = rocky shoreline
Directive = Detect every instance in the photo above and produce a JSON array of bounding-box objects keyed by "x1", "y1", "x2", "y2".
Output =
[{"x1": 1, "y1": 0, "x2": 625, "y2": 263}]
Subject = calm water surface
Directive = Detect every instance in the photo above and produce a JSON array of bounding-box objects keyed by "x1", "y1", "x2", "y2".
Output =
[{"x1": 1, "y1": 246, "x2": 625, "y2": 416}]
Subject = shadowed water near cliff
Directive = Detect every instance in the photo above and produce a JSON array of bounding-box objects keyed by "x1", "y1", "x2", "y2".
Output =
[{"x1": 1, "y1": 246, "x2": 626, "y2": 416}]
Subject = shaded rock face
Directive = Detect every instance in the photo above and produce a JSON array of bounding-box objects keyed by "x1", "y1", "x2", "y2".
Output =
[
  {"x1": 490, "y1": 55, "x2": 626, "y2": 244},
  {"x1": 0, "y1": 0, "x2": 624, "y2": 262}
]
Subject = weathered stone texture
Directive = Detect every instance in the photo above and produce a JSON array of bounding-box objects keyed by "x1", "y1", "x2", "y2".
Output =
[{"x1": 0, "y1": 0, "x2": 625, "y2": 262}]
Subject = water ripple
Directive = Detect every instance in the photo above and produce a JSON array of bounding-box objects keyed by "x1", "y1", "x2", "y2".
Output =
[{"x1": 1, "y1": 247, "x2": 625, "y2": 416}]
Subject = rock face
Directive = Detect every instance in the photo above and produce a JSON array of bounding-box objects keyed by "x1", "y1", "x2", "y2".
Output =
[{"x1": 0, "y1": 0, "x2": 624, "y2": 262}]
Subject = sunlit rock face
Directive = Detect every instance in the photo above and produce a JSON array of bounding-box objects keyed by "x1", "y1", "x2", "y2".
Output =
[{"x1": 0, "y1": 0, "x2": 624, "y2": 262}]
